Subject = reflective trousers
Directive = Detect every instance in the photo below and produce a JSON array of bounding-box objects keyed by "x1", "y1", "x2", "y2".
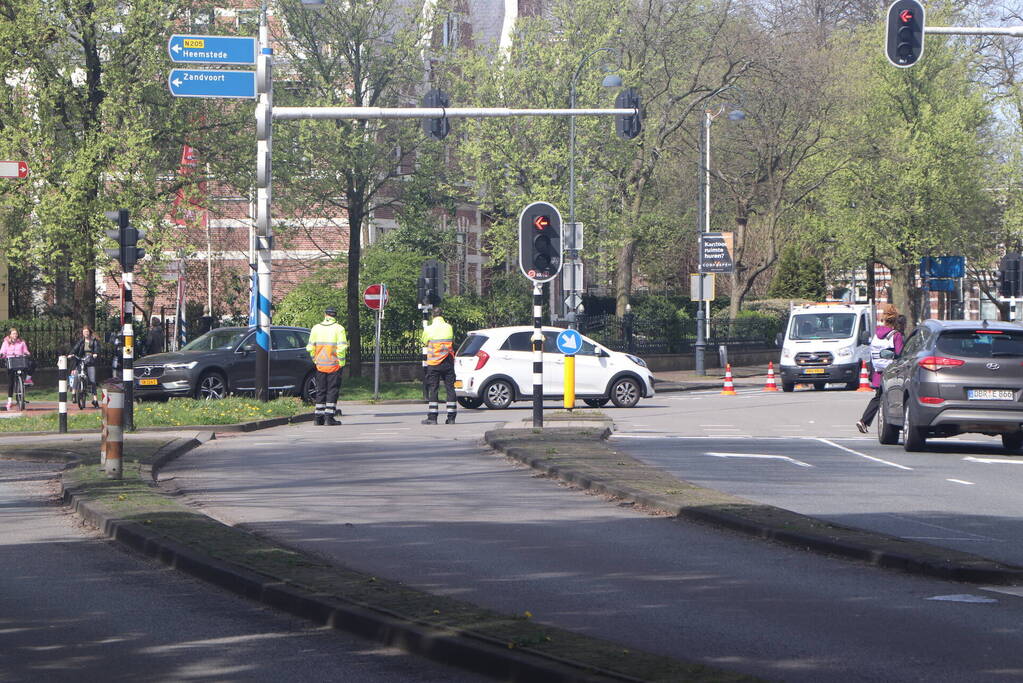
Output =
[
  {"x1": 314, "y1": 370, "x2": 341, "y2": 417},
  {"x1": 424, "y1": 357, "x2": 456, "y2": 420}
]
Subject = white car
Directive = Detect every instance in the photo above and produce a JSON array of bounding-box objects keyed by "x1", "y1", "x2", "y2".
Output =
[{"x1": 454, "y1": 326, "x2": 655, "y2": 409}]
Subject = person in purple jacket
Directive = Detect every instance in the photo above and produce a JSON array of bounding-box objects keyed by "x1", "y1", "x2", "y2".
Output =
[
  {"x1": 856, "y1": 305, "x2": 905, "y2": 433},
  {"x1": 0, "y1": 327, "x2": 33, "y2": 411}
]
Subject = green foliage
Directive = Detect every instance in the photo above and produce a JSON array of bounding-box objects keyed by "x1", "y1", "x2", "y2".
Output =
[
  {"x1": 767, "y1": 247, "x2": 826, "y2": 300},
  {"x1": 274, "y1": 263, "x2": 346, "y2": 330}
]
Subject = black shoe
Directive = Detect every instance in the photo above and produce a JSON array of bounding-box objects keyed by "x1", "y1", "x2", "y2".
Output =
[
  {"x1": 855, "y1": 420, "x2": 868, "y2": 434},
  {"x1": 92, "y1": 400, "x2": 99, "y2": 409},
  {"x1": 314, "y1": 415, "x2": 325, "y2": 426},
  {"x1": 445, "y1": 416, "x2": 456, "y2": 424},
  {"x1": 422, "y1": 418, "x2": 438, "y2": 425},
  {"x1": 324, "y1": 416, "x2": 341, "y2": 426}
]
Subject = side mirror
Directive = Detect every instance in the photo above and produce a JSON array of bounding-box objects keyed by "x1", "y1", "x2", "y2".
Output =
[
  {"x1": 596, "y1": 347, "x2": 609, "y2": 358},
  {"x1": 878, "y1": 349, "x2": 896, "y2": 360},
  {"x1": 859, "y1": 331, "x2": 871, "y2": 345},
  {"x1": 774, "y1": 333, "x2": 783, "y2": 348},
  {"x1": 239, "y1": 343, "x2": 256, "y2": 355}
]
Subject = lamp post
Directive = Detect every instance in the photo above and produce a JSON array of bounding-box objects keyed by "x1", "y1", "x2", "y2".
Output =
[
  {"x1": 567, "y1": 47, "x2": 622, "y2": 324},
  {"x1": 695, "y1": 101, "x2": 744, "y2": 376}
]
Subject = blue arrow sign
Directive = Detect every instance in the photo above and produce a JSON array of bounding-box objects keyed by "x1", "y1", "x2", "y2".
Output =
[
  {"x1": 168, "y1": 34, "x2": 257, "y2": 65},
  {"x1": 556, "y1": 329, "x2": 583, "y2": 355},
  {"x1": 168, "y1": 69, "x2": 256, "y2": 99}
]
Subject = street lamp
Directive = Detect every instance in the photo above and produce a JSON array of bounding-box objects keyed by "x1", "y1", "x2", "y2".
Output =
[
  {"x1": 567, "y1": 46, "x2": 622, "y2": 324},
  {"x1": 695, "y1": 96, "x2": 744, "y2": 376}
]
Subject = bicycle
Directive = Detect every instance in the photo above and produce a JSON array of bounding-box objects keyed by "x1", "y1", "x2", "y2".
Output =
[
  {"x1": 68, "y1": 355, "x2": 93, "y2": 410},
  {"x1": 5, "y1": 355, "x2": 29, "y2": 412}
]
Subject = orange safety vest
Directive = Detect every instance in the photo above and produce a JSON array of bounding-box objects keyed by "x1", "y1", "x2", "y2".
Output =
[
  {"x1": 307, "y1": 318, "x2": 348, "y2": 373},
  {"x1": 422, "y1": 318, "x2": 454, "y2": 366}
]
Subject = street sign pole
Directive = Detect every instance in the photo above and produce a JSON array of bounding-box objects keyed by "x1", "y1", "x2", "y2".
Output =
[
  {"x1": 254, "y1": 10, "x2": 273, "y2": 402},
  {"x1": 374, "y1": 289, "x2": 383, "y2": 401}
]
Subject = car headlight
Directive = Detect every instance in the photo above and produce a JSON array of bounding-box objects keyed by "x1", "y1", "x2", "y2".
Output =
[
  {"x1": 781, "y1": 348, "x2": 793, "y2": 360},
  {"x1": 163, "y1": 361, "x2": 198, "y2": 370},
  {"x1": 836, "y1": 347, "x2": 853, "y2": 358},
  {"x1": 625, "y1": 354, "x2": 647, "y2": 368}
]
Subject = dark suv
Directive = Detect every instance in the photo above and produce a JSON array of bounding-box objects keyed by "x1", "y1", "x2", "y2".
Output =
[
  {"x1": 878, "y1": 320, "x2": 1023, "y2": 451},
  {"x1": 134, "y1": 326, "x2": 315, "y2": 401}
]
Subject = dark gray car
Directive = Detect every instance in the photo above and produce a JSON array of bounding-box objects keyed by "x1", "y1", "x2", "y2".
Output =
[
  {"x1": 134, "y1": 326, "x2": 316, "y2": 401},
  {"x1": 878, "y1": 319, "x2": 1023, "y2": 451}
]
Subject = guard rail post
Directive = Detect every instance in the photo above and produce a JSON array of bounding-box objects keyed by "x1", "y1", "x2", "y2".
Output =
[
  {"x1": 103, "y1": 380, "x2": 124, "y2": 480},
  {"x1": 57, "y1": 355, "x2": 68, "y2": 433}
]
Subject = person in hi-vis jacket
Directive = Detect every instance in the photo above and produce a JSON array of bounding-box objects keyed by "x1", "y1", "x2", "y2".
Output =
[
  {"x1": 306, "y1": 306, "x2": 348, "y2": 426},
  {"x1": 421, "y1": 307, "x2": 457, "y2": 425}
]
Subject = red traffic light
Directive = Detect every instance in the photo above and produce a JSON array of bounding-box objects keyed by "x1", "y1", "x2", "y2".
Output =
[
  {"x1": 899, "y1": 9, "x2": 913, "y2": 22},
  {"x1": 533, "y1": 215, "x2": 549, "y2": 231}
]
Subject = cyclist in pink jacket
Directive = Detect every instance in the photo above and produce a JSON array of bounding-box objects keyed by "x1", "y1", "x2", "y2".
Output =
[{"x1": 0, "y1": 328, "x2": 32, "y2": 410}]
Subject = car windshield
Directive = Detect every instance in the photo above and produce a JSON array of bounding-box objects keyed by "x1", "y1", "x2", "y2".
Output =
[
  {"x1": 789, "y1": 313, "x2": 857, "y2": 340},
  {"x1": 936, "y1": 330, "x2": 1023, "y2": 358},
  {"x1": 180, "y1": 329, "x2": 248, "y2": 351}
]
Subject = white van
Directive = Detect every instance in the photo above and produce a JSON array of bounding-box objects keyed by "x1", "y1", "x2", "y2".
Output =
[{"x1": 778, "y1": 303, "x2": 874, "y2": 392}]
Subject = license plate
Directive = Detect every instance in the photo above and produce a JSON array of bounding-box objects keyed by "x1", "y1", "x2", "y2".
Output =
[
  {"x1": 139, "y1": 378, "x2": 159, "y2": 386},
  {"x1": 454, "y1": 380, "x2": 463, "y2": 389},
  {"x1": 968, "y1": 389, "x2": 1014, "y2": 400},
  {"x1": 803, "y1": 368, "x2": 826, "y2": 375}
]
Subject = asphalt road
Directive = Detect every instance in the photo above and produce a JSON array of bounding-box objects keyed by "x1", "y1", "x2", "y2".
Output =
[
  {"x1": 0, "y1": 458, "x2": 482, "y2": 683},
  {"x1": 161, "y1": 400, "x2": 1023, "y2": 682},
  {"x1": 609, "y1": 385, "x2": 1023, "y2": 567}
]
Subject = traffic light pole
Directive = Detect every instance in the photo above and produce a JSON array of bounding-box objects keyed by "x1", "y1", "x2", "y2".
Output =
[
  {"x1": 122, "y1": 271, "x2": 135, "y2": 432},
  {"x1": 254, "y1": 7, "x2": 273, "y2": 402},
  {"x1": 272, "y1": 106, "x2": 637, "y2": 121},
  {"x1": 532, "y1": 283, "x2": 544, "y2": 429}
]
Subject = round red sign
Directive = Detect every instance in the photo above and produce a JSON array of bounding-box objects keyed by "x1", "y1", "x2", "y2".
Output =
[{"x1": 363, "y1": 283, "x2": 388, "y2": 310}]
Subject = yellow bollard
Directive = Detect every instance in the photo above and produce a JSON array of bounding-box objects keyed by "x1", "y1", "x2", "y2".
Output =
[{"x1": 563, "y1": 354, "x2": 576, "y2": 410}]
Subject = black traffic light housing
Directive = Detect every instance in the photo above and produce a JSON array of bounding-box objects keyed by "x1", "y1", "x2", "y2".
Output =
[
  {"x1": 422, "y1": 89, "x2": 451, "y2": 141},
  {"x1": 518, "y1": 201, "x2": 563, "y2": 283},
  {"x1": 615, "y1": 88, "x2": 642, "y2": 140},
  {"x1": 886, "y1": 0, "x2": 924, "y2": 68},
  {"x1": 419, "y1": 259, "x2": 444, "y2": 306},
  {"x1": 999, "y1": 253, "x2": 1022, "y2": 298},
  {"x1": 104, "y1": 209, "x2": 146, "y2": 272}
]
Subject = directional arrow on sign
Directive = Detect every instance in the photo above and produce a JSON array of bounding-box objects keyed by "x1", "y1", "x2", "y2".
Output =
[{"x1": 0, "y1": 161, "x2": 28, "y2": 178}]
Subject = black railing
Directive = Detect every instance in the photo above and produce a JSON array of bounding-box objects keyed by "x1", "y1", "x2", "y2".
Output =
[
  {"x1": 576, "y1": 313, "x2": 784, "y2": 355},
  {"x1": 0, "y1": 320, "x2": 119, "y2": 367}
]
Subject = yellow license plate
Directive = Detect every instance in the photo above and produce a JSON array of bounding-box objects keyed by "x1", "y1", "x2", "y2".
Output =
[
  {"x1": 139, "y1": 378, "x2": 159, "y2": 386},
  {"x1": 454, "y1": 380, "x2": 463, "y2": 389},
  {"x1": 803, "y1": 368, "x2": 826, "y2": 375}
]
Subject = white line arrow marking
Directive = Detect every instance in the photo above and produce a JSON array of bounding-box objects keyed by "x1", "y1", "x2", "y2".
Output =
[{"x1": 704, "y1": 452, "x2": 813, "y2": 467}]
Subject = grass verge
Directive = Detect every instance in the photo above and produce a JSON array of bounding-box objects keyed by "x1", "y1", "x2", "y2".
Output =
[{"x1": 56, "y1": 445, "x2": 750, "y2": 682}]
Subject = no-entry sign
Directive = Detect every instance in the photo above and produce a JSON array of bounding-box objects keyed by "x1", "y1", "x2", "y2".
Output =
[
  {"x1": 363, "y1": 283, "x2": 388, "y2": 310},
  {"x1": 0, "y1": 161, "x2": 28, "y2": 178}
]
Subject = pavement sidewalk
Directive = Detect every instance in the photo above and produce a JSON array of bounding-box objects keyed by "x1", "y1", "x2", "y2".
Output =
[{"x1": 652, "y1": 364, "x2": 771, "y2": 392}]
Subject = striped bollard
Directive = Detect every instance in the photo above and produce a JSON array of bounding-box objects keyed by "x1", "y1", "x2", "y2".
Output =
[
  {"x1": 104, "y1": 381, "x2": 124, "y2": 480},
  {"x1": 531, "y1": 282, "x2": 544, "y2": 429},
  {"x1": 57, "y1": 355, "x2": 68, "y2": 433}
]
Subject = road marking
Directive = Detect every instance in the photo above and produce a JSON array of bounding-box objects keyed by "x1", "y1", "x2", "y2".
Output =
[
  {"x1": 946, "y1": 478, "x2": 975, "y2": 486},
  {"x1": 963, "y1": 456, "x2": 1023, "y2": 465},
  {"x1": 982, "y1": 586, "x2": 1023, "y2": 598},
  {"x1": 704, "y1": 452, "x2": 813, "y2": 467},
  {"x1": 927, "y1": 594, "x2": 998, "y2": 604},
  {"x1": 816, "y1": 438, "x2": 913, "y2": 471},
  {"x1": 613, "y1": 434, "x2": 753, "y2": 440}
]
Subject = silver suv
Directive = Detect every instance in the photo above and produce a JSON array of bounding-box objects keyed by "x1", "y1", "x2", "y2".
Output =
[{"x1": 878, "y1": 320, "x2": 1023, "y2": 451}]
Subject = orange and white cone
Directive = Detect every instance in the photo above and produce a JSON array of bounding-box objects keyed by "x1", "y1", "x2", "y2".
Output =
[
  {"x1": 856, "y1": 361, "x2": 873, "y2": 392},
  {"x1": 721, "y1": 363, "x2": 737, "y2": 396},
  {"x1": 763, "y1": 361, "x2": 778, "y2": 392}
]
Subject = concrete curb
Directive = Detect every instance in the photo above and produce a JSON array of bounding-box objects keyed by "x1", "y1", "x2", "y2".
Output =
[
  {"x1": 56, "y1": 432, "x2": 653, "y2": 682},
  {"x1": 484, "y1": 426, "x2": 1023, "y2": 586},
  {"x1": 0, "y1": 412, "x2": 315, "y2": 438}
]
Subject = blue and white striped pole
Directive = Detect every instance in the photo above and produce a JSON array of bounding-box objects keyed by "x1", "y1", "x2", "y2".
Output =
[
  {"x1": 254, "y1": 5, "x2": 273, "y2": 402},
  {"x1": 532, "y1": 282, "x2": 544, "y2": 428}
]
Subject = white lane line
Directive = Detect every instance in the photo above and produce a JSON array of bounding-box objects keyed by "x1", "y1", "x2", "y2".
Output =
[
  {"x1": 816, "y1": 437, "x2": 913, "y2": 471},
  {"x1": 963, "y1": 456, "x2": 1023, "y2": 465},
  {"x1": 613, "y1": 434, "x2": 753, "y2": 440},
  {"x1": 947, "y1": 478, "x2": 975, "y2": 486},
  {"x1": 704, "y1": 452, "x2": 813, "y2": 468}
]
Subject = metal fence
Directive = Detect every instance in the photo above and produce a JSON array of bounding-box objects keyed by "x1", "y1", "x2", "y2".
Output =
[
  {"x1": 576, "y1": 313, "x2": 784, "y2": 355},
  {"x1": 0, "y1": 320, "x2": 120, "y2": 367}
]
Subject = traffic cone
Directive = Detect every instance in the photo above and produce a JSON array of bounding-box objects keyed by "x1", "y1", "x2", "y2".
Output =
[
  {"x1": 856, "y1": 361, "x2": 873, "y2": 392},
  {"x1": 763, "y1": 361, "x2": 778, "y2": 392},
  {"x1": 721, "y1": 363, "x2": 737, "y2": 396}
]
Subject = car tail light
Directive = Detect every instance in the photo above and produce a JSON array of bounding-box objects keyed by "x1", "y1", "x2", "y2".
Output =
[
  {"x1": 918, "y1": 356, "x2": 965, "y2": 372},
  {"x1": 474, "y1": 350, "x2": 490, "y2": 371},
  {"x1": 918, "y1": 395, "x2": 945, "y2": 405}
]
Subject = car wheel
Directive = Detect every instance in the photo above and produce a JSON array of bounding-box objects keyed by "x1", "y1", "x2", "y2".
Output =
[
  {"x1": 610, "y1": 377, "x2": 641, "y2": 408},
  {"x1": 195, "y1": 371, "x2": 228, "y2": 400},
  {"x1": 584, "y1": 398, "x2": 610, "y2": 408},
  {"x1": 781, "y1": 381, "x2": 794, "y2": 393},
  {"x1": 846, "y1": 380, "x2": 860, "y2": 391},
  {"x1": 482, "y1": 379, "x2": 514, "y2": 410},
  {"x1": 458, "y1": 397, "x2": 483, "y2": 409},
  {"x1": 1002, "y1": 433, "x2": 1023, "y2": 451},
  {"x1": 301, "y1": 372, "x2": 317, "y2": 405},
  {"x1": 877, "y1": 398, "x2": 900, "y2": 445},
  {"x1": 902, "y1": 400, "x2": 926, "y2": 452}
]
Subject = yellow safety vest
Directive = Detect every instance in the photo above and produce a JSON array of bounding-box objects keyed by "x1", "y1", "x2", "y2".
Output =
[
  {"x1": 422, "y1": 317, "x2": 454, "y2": 366},
  {"x1": 307, "y1": 317, "x2": 348, "y2": 373}
]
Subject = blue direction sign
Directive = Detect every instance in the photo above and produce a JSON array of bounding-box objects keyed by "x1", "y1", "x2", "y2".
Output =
[
  {"x1": 168, "y1": 34, "x2": 256, "y2": 65},
  {"x1": 556, "y1": 329, "x2": 583, "y2": 355},
  {"x1": 168, "y1": 69, "x2": 256, "y2": 99}
]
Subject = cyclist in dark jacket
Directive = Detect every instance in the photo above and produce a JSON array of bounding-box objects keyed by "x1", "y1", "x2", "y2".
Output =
[{"x1": 71, "y1": 326, "x2": 101, "y2": 408}]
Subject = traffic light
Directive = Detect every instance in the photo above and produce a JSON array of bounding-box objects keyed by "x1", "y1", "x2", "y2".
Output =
[
  {"x1": 103, "y1": 209, "x2": 146, "y2": 271},
  {"x1": 421, "y1": 89, "x2": 451, "y2": 141},
  {"x1": 615, "y1": 88, "x2": 642, "y2": 140},
  {"x1": 419, "y1": 259, "x2": 444, "y2": 306},
  {"x1": 518, "y1": 201, "x2": 563, "y2": 283},
  {"x1": 999, "y1": 253, "x2": 1022, "y2": 298},
  {"x1": 886, "y1": 0, "x2": 924, "y2": 68}
]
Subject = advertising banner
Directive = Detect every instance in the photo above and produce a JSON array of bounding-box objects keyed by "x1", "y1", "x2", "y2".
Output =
[{"x1": 700, "y1": 232, "x2": 734, "y2": 273}]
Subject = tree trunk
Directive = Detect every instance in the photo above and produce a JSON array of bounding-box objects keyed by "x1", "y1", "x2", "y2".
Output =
[
  {"x1": 889, "y1": 262, "x2": 918, "y2": 330},
  {"x1": 72, "y1": 268, "x2": 97, "y2": 328},
  {"x1": 346, "y1": 204, "x2": 363, "y2": 378},
  {"x1": 615, "y1": 239, "x2": 636, "y2": 317}
]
